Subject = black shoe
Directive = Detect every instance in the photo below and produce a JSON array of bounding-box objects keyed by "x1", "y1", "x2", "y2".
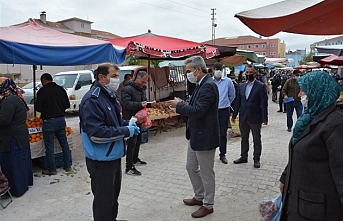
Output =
[
  {"x1": 133, "y1": 159, "x2": 147, "y2": 166},
  {"x1": 283, "y1": 111, "x2": 286, "y2": 113},
  {"x1": 277, "y1": 110, "x2": 283, "y2": 112},
  {"x1": 233, "y1": 157, "x2": 248, "y2": 164},
  {"x1": 125, "y1": 167, "x2": 141, "y2": 176},
  {"x1": 254, "y1": 161, "x2": 260, "y2": 168},
  {"x1": 287, "y1": 128, "x2": 292, "y2": 132},
  {"x1": 220, "y1": 156, "x2": 228, "y2": 164},
  {"x1": 63, "y1": 166, "x2": 72, "y2": 172},
  {"x1": 42, "y1": 170, "x2": 57, "y2": 175}
]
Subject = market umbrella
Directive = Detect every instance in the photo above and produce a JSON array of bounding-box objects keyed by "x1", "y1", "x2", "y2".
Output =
[
  {"x1": 107, "y1": 30, "x2": 213, "y2": 99},
  {"x1": 106, "y1": 29, "x2": 208, "y2": 59},
  {"x1": 235, "y1": 0, "x2": 343, "y2": 37},
  {"x1": 319, "y1": 54, "x2": 343, "y2": 65}
]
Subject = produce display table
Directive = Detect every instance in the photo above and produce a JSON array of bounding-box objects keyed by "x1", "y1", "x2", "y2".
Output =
[
  {"x1": 29, "y1": 131, "x2": 76, "y2": 159},
  {"x1": 149, "y1": 112, "x2": 180, "y2": 135}
]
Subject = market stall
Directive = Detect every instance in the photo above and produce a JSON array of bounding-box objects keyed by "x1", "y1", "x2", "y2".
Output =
[
  {"x1": 146, "y1": 102, "x2": 182, "y2": 135},
  {"x1": 25, "y1": 114, "x2": 76, "y2": 160}
]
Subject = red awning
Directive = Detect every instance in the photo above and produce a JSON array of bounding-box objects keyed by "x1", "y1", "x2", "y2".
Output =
[
  {"x1": 107, "y1": 30, "x2": 209, "y2": 59},
  {"x1": 235, "y1": 0, "x2": 343, "y2": 37},
  {"x1": 319, "y1": 54, "x2": 343, "y2": 65}
]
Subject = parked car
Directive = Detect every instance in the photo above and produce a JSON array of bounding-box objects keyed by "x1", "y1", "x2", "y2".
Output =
[
  {"x1": 22, "y1": 82, "x2": 42, "y2": 104},
  {"x1": 53, "y1": 70, "x2": 95, "y2": 112}
]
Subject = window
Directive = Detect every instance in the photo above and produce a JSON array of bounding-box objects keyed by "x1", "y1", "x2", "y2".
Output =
[
  {"x1": 337, "y1": 40, "x2": 343, "y2": 45},
  {"x1": 78, "y1": 74, "x2": 92, "y2": 86},
  {"x1": 270, "y1": 52, "x2": 276, "y2": 55},
  {"x1": 262, "y1": 44, "x2": 266, "y2": 48},
  {"x1": 240, "y1": 45, "x2": 244, "y2": 49},
  {"x1": 247, "y1": 45, "x2": 251, "y2": 49},
  {"x1": 270, "y1": 44, "x2": 276, "y2": 47},
  {"x1": 81, "y1": 23, "x2": 85, "y2": 28},
  {"x1": 255, "y1": 44, "x2": 259, "y2": 48},
  {"x1": 262, "y1": 52, "x2": 266, "y2": 55}
]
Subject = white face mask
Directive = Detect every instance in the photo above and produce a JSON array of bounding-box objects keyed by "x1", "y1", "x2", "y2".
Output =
[
  {"x1": 301, "y1": 95, "x2": 308, "y2": 107},
  {"x1": 214, "y1": 70, "x2": 222, "y2": 78},
  {"x1": 106, "y1": 78, "x2": 120, "y2": 92},
  {"x1": 187, "y1": 69, "x2": 198, "y2": 84}
]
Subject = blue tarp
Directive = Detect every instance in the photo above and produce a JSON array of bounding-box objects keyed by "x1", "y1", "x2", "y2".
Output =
[
  {"x1": 0, "y1": 19, "x2": 126, "y2": 65},
  {"x1": 235, "y1": 65, "x2": 246, "y2": 72}
]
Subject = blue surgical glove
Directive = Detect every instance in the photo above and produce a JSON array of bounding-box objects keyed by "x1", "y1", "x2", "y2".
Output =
[
  {"x1": 130, "y1": 122, "x2": 137, "y2": 127},
  {"x1": 133, "y1": 126, "x2": 140, "y2": 135},
  {"x1": 126, "y1": 126, "x2": 136, "y2": 137},
  {"x1": 126, "y1": 126, "x2": 140, "y2": 137}
]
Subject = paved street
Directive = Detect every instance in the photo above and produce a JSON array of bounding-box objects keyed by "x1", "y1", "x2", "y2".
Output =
[{"x1": 1, "y1": 96, "x2": 292, "y2": 221}]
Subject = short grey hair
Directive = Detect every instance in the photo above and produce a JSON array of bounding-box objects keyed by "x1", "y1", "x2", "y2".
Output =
[
  {"x1": 136, "y1": 70, "x2": 148, "y2": 78},
  {"x1": 185, "y1": 56, "x2": 208, "y2": 73}
]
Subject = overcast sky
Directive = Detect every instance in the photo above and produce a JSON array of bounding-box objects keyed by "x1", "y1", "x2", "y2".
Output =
[{"x1": 0, "y1": 0, "x2": 339, "y2": 53}]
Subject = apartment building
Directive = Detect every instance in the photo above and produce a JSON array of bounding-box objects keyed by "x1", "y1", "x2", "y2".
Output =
[
  {"x1": 203, "y1": 35, "x2": 286, "y2": 58},
  {"x1": 312, "y1": 35, "x2": 343, "y2": 47}
]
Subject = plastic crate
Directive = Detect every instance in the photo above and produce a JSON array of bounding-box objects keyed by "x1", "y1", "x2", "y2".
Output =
[{"x1": 35, "y1": 150, "x2": 72, "y2": 170}]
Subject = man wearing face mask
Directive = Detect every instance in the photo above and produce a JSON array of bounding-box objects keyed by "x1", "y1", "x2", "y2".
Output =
[
  {"x1": 282, "y1": 70, "x2": 303, "y2": 132},
  {"x1": 168, "y1": 56, "x2": 219, "y2": 218},
  {"x1": 79, "y1": 63, "x2": 140, "y2": 221},
  {"x1": 121, "y1": 71, "x2": 155, "y2": 176},
  {"x1": 212, "y1": 63, "x2": 236, "y2": 164},
  {"x1": 231, "y1": 64, "x2": 268, "y2": 169}
]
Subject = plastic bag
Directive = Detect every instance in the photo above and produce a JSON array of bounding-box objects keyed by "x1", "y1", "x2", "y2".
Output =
[
  {"x1": 135, "y1": 108, "x2": 148, "y2": 124},
  {"x1": 230, "y1": 116, "x2": 240, "y2": 136},
  {"x1": 135, "y1": 107, "x2": 152, "y2": 128},
  {"x1": 258, "y1": 193, "x2": 282, "y2": 221},
  {"x1": 141, "y1": 116, "x2": 152, "y2": 128}
]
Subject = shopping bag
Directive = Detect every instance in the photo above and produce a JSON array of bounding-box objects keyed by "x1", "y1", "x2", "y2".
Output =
[
  {"x1": 135, "y1": 107, "x2": 148, "y2": 124},
  {"x1": 230, "y1": 116, "x2": 241, "y2": 137},
  {"x1": 135, "y1": 107, "x2": 152, "y2": 128},
  {"x1": 258, "y1": 193, "x2": 282, "y2": 221}
]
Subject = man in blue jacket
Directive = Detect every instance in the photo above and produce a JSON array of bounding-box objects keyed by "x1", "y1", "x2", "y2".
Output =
[
  {"x1": 232, "y1": 64, "x2": 268, "y2": 169},
  {"x1": 79, "y1": 63, "x2": 139, "y2": 221}
]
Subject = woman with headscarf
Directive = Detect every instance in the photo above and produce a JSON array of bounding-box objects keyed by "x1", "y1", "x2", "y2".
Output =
[
  {"x1": 0, "y1": 77, "x2": 33, "y2": 197},
  {"x1": 279, "y1": 71, "x2": 343, "y2": 220}
]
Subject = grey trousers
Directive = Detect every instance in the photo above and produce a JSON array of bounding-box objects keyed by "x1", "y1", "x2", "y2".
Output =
[{"x1": 186, "y1": 143, "x2": 216, "y2": 209}]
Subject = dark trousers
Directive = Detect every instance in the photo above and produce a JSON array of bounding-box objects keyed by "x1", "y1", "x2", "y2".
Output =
[
  {"x1": 278, "y1": 92, "x2": 286, "y2": 111},
  {"x1": 286, "y1": 101, "x2": 303, "y2": 129},
  {"x1": 42, "y1": 117, "x2": 72, "y2": 171},
  {"x1": 126, "y1": 130, "x2": 142, "y2": 169},
  {"x1": 218, "y1": 107, "x2": 230, "y2": 157},
  {"x1": 272, "y1": 89, "x2": 277, "y2": 101},
  {"x1": 239, "y1": 120, "x2": 262, "y2": 161},
  {"x1": 86, "y1": 158, "x2": 122, "y2": 221}
]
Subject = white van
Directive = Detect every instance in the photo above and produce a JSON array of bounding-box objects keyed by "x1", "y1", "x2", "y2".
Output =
[{"x1": 53, "y1": 70, "x2": 95, "y2": 112}]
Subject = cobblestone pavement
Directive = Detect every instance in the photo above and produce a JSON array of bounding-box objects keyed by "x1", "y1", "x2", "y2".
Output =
[{"x1": 2, "y1": 96, "x2": 293, "y2": 221}]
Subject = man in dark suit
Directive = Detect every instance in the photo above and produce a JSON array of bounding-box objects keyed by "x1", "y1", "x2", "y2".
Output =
[
  {"x1": 231, "y1": 64, "x2": 268, "y2": 168},
  {"x1": 168, "y1": 56, "x2": 219, "y2": 218}
]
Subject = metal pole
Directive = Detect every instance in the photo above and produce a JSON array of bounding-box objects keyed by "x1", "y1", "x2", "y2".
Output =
[
  {"x1": 147, "y1": 55, "x2": 151, "y2": 101},
  {"x1": 33, "y1": 65, "x2": 36, "y2": 117},
  {"x1": 211, "y1": 8, "x2": 217, "y2": 45}
]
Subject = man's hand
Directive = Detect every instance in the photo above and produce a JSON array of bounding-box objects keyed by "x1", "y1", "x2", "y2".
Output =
[
  {"x1": 279, "y1": 182, "x2": 284, "y2": 193},
  {"x1": 263, "y1": 121, "x2": 268, "y2": 125},
  {"x1": 284, "y1": 95, "x2": 289, "y2": 101},
  {"x1": 142, "y1": 101, "x2": 147, "y2": 108},
  {"x1": 166, "y1": 97, "x2": 181, "y2": 108},
  {"x1": 150, "y1": 100, "x2": 157, "y2": 107}
]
